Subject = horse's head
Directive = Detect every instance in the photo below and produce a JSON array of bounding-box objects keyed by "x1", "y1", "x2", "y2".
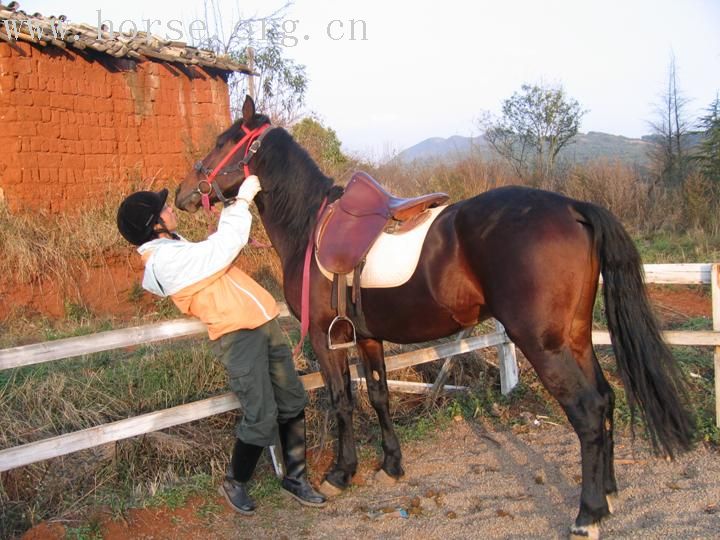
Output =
[{"x1": 175, "y1": 95, "x2": 271, "y2": 212}]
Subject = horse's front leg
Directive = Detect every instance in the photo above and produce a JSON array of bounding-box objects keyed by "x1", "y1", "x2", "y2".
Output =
[
  {"x1": 310, "y1": 329, "x2": 358, "y2": 492},
  {"x1": 357, "y1": 338, "x2": 404, "y2": 479}
]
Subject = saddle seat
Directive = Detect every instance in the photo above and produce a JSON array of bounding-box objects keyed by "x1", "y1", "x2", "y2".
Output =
[
  {"x1": 316, "y1": 172, "x2": 449, "y2": 275},
  {"x1": 341, "y1": 171, "x2": 450, "y2": 222}
]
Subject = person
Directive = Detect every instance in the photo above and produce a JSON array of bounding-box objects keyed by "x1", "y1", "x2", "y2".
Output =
[{"x1": 116, "y1": 176, "x2": 326, "y2": 515}]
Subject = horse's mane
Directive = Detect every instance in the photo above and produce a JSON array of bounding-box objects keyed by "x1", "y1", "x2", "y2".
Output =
[{"x1": 255, "y1": 128, "x2": 344, "y2": 257}]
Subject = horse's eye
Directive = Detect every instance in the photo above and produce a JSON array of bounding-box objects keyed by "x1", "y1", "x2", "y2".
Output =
[{"x1": 194, "y1": 161, "x2": 203, "y2": 172}]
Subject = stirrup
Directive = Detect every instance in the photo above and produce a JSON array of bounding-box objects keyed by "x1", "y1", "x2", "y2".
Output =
[{"x1": 327, "y1": 316, "x2": 357, "y2": 350}]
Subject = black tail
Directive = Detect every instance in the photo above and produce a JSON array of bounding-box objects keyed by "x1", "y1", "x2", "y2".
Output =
[{"x1": 576, "y1": 202, "x2": 695, "y2": 457}]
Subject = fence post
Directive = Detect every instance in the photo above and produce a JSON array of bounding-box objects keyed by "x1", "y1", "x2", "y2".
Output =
[
  {"x1": 495, "y1": 320, "x2": 518, "y2": 395},
  {"x1": 712, "y1": 264, "x2": 720, "y2": 427}
]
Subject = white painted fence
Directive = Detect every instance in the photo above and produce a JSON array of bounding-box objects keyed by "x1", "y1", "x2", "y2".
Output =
[{"x1": 0, "y1": 263, "x2": 718, "y2": 473}]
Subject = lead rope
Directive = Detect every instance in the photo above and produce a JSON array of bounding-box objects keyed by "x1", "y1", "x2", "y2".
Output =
[{"x1": 293, "y1": 196, "x2": 329, "y2": 358}]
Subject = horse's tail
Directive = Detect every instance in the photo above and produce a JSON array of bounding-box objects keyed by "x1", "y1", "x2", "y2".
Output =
[{"x1": 575, "y1": 201, "x2": 695, "y2": 457}]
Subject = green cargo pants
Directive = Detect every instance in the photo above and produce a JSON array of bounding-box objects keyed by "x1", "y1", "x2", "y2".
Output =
[{"x1": 211, "y1": 318, "x2": 308, "y2": 447}]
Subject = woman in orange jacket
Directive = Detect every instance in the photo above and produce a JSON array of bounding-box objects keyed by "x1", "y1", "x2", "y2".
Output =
[{"x1": 116, "y1": 176, "x2": 326, "y2": 514}]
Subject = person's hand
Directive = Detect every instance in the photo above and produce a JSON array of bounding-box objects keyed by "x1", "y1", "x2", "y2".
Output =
[{"x1": 236, "y1": 175, "x2": 261, "y2": 203}]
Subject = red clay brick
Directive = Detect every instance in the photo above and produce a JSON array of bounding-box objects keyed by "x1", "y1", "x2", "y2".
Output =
[
  {"x1": 62, "y1": 79, "x2": 78, "y2": 95},
  {"x1": 43, "y1": 153, "x2": 62, "y2": 168},
  {"x1": 18, "y1": 106, "x2": 42, "y2": 121},
  {"x1": 1, "y1": 106, "x2": 17, "y2": 121},
  {"x1": 0, "y1": 75, "x2": 14, "y2": 93},
  {"x1": 31, "y1": 92, "x2": 50, "y2": 107},
  {"x1": 50, "y1": 94, "x2": 73, "y2": 109},
  {"x1": 12, "y1": 92, "x2": 33, "y2": 106},
  {"x1": 12, "y1": 58, "x2": 34, "y2": 74},
  {"x1": 60, "y1": 125, "x2": 79, "y2": 140},
  {"x1": 2, "y1": 168, "x2": 21, "y2": 184}
]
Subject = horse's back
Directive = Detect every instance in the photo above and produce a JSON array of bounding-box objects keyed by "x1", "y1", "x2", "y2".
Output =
[{"x1": 452, "y1": 185, "x2": 592, "y2": 251}]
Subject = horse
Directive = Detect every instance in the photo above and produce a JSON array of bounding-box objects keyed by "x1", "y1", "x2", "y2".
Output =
[{"x1": 175, "y1": 96, "x2": 694, "y2": 539}]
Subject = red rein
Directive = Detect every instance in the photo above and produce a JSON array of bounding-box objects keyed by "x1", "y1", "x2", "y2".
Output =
[
  {"x1": 293, "y1": 196, "x2": 329, "y2": 358},
  {"x1": 200, "y1": 123, "x2": 270, "y2": 212}
]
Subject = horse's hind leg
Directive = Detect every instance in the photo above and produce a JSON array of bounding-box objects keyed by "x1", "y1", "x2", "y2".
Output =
[
  {"x1": 356, "y1": 338, "x2": 404, "y2": 479},
  {"x1": 587, "y1": 347, "x2": 618, "y2": 507},
  {"x1": 310, "y1": 330, "x2": 358, "y2": 492},
  {"x1": 516, "y1": 342, "x2": 610, "y2": 539}
]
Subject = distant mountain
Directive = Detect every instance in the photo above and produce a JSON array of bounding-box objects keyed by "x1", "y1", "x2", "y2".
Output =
[{"x1": 394, "y1": 131, "x2": 654, "y2": 166}]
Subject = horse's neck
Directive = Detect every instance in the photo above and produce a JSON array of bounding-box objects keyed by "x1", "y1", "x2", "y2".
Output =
[
  {"x1": 255, "y1": 134, "x2": 335, "y2": 274},
  {"x1": 259, "y1": 207, "x2": 306, "y2": 270},
  {"x1": 257, "y1": 180, "x2": 327, "y2": 270}
]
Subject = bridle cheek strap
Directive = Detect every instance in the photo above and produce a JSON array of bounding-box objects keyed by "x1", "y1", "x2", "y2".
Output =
[{"x1": 199, "y1": 123, "x2": 271, "y2": 211}]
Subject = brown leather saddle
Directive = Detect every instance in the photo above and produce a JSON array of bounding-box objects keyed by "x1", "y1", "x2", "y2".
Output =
[{"x1": 315, "y1": 172, "x2": 449, "y2": 349}]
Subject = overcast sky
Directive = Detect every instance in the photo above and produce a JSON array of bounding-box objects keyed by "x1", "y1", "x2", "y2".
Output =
[{"x1": 23, "y1": 0, "x2": 720, "y2": 157}]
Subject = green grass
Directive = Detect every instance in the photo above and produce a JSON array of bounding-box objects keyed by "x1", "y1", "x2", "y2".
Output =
[
  {"x1": 673, "y1": 347, "x2": 720, "y2": 444},
  {"x1": 635, "y1": 232, "x2": 720, "y2": 263},
  {"x1": 676, "y1": 316, "x2": 713, "y2": 331},
  {"x1": 64, "y1": 522, "x2": 103, "y2": 540},
  {"x1": 145, "y1": 474, "x2": 215, "y2": 509},
  {"x1": 249, "y1": 474, "x2": 282, "y2": 501},
  {"x1": 395, "y1": 407, "x2": 453, "y2": 443}
]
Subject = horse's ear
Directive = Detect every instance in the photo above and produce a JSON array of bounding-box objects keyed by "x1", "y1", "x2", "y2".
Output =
[{"x1": 242, "y1": 95, "x2": 256, "y2": 124}]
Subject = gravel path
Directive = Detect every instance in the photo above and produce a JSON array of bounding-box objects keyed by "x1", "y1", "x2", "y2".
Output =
[
  {"x1": 288, "y1": 419, "x2": 720, "y2": 539},
  {"x1": 24, "y1": 418, "x2": 720, "y2": 540}
]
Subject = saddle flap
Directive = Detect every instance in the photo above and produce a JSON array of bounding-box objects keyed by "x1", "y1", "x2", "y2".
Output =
[{"x1": 316, "y1": 202, "x2": 387, "y2": 274}]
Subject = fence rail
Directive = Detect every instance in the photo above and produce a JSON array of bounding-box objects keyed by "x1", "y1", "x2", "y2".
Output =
[{"x1": 1, "y1": 263, "x2": 718, "y2": 473}]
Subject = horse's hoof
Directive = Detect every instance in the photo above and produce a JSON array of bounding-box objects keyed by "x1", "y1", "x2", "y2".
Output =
[
  {"x1": 374, "y1": 468, "x2": 399, "y2": 486},
  {"x1": 606, "y1": 493, "x2": 618, "y2": 514},
  {"x1": 569, "y1": 523, "x2": 599, "y2": 540},
  {"x1": 318, "y1": 480, "x2": 344, "y2": 498}
]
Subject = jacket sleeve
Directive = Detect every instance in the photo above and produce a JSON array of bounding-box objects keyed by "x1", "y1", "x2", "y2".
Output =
[{"x1": 148, "y1": 201, "x2": 254, "y2": 296}]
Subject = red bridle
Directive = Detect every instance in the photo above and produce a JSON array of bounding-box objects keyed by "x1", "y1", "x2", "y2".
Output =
[{"x1": 194, "y1": 123, "x2": 272, "y2": 212}]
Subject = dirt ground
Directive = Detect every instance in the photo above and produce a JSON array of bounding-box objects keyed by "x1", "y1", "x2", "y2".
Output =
[{"x1": 23, "y1": 418, "x2": 720, "y2": 540}]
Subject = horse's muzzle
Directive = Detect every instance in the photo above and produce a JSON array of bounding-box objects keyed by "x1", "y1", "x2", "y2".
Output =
[{"x1": 174, "y1": 186, "x2": 201, "y2": 213}]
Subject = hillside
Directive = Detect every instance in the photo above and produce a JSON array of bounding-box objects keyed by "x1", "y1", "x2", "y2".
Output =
[{"x1": 394, "y1": 131, "x2": 654, "y2": 166}]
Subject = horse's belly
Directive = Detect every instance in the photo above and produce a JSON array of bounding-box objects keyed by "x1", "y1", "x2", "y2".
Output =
[{"x1": 316, "y1": 206, "x2": 447, "y2": 288}]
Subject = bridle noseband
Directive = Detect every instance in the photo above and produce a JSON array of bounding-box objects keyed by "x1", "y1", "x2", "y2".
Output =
[{"x1": 193, "y1": 123, "x2": 273, "y2": 211}]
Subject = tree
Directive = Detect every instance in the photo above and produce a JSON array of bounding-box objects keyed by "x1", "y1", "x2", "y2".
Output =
[
  {"x1": 693, "y1": 94, "x2": 720, "y2": 183},
  {"x1": 292, "y1": 117, "x2": 349, "y2": 176},
  {"x1": 198, "y1": 1, "x2": 308, "y2": 126},
  {"x1": 484, "y1": 83, "x2": 585, "y2": 179},
  {"x1": 648, "y1": 55, "x2": 692, "y2": 186}
]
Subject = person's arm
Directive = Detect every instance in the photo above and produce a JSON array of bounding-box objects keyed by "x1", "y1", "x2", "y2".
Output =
[{"x1": 147, "y1": 177, "x2": 262, "y2": 295}]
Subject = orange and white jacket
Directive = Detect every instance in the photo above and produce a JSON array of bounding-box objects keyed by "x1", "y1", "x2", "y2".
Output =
[{"x1": 137, "y1": 200, "x2": 279, "y2": 340}]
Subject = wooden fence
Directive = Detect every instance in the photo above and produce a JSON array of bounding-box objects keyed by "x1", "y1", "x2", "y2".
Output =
[{"x1": 1, "y1": 263, "x2": 718, "y2": 473}]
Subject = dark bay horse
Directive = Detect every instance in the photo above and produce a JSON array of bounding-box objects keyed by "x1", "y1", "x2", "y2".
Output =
[{"x1": 175, "y1": 97, "x2": 694, "y2": 539}]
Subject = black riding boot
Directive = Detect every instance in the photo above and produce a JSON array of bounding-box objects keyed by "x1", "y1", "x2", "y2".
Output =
[
  {"x1": 279, "y1": 411, "x2": 327, "y2": 507},
  {"x1": 218, "y1": 439, "x2": 264, "y2": 515}
]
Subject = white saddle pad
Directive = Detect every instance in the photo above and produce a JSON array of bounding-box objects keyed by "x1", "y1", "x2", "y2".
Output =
[{"x1": 316, "y1": 205, "x2": 447, "y2": 288}]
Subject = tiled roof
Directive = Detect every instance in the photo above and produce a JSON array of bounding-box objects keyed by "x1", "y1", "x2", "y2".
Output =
[{"x1": 0, "y1": 2, "x2": 253, "y2": 73}]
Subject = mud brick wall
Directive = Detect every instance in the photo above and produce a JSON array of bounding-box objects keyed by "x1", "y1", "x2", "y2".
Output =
[{"x1": 0, "y1": 41, "x2": 231, "y2": 213}]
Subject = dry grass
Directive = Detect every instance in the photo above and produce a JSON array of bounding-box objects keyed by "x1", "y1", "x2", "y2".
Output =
[
  {"x1": 374, "y1": 155, "x2": 719, "y2": 241},
  {"x1": 0, "y1": 337, "x2": 231, "y2": 537},
  {"x1": 0, "y1": 191, "x2": 134, "y2": 284},
  {"x1": 0, "y1": 156, "x2": 713, "y2": 293}
]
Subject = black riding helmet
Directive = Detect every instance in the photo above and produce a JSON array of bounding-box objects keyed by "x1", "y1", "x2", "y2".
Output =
[{"x1": 116, "y1": 189, "x2": 169, "y2": 246}]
